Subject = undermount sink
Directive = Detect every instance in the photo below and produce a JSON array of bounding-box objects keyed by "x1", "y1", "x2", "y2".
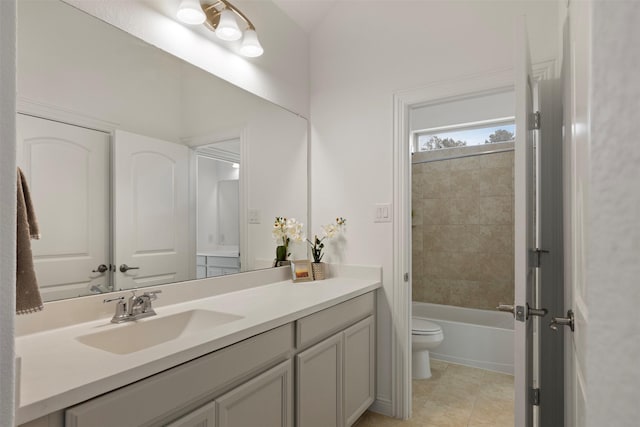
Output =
[{"x1": 76, "y1": 309, "x2": 244, "y2": 355}]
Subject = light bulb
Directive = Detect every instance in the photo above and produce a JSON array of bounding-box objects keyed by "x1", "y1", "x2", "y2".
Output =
[
  {"x1": 240, "y1": 29, "x2": 264, "y2": 57},
  {"x1": 216, "y1": 9, "x2": 242, "y2": 41},
  {"x1": 176, "y1": 0, "x2": 205, "y2": 25}
]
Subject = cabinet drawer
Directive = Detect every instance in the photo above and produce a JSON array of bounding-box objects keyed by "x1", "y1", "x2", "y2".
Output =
[
  {"x1": 296, "y1": 292, "x2": 374, "y2": 349},
  {"x1": 206, "y1": 256, "x2": 239, "y2": 268},
  {"x1": 66, "y1": 323, "x2": 294, "y2": 427},
  {"x1": 207, "y1": 267, "x2": 224, "y2": 277},
  {"x1": 196, "y1": 256, "x2": 206, "y2": 266}
]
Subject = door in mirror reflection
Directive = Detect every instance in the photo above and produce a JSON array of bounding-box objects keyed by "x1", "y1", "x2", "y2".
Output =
[
  {"x1": 114, "y1": 130, "x2": 191, "y2": 291},
  {"x1": 16, "y1": 114, "x2": 110, "y2": 300}
]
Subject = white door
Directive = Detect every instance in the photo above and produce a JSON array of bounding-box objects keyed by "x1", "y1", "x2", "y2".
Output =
[
  {"x1": 562, "y1": 2, "x2": 589, "y2": 424},
  {"x1": 113, "y1": 130, "x2": 190, "y2": 290},
  {"x1": 513, "y1": 16, "x2": 537, "y2": 427},
  {"x1": 16, "y1": 114, "x2": 110, "y2": 300}
]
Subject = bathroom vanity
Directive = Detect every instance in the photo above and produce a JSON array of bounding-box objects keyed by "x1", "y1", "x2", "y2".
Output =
[{"x1": 16, "y1": 266, "x2": 380, "y2": 427}]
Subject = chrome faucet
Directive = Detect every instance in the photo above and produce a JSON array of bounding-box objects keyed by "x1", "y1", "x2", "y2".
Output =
[{"x1": 104, "y1": 290, "x2": 162, "y2": 323}]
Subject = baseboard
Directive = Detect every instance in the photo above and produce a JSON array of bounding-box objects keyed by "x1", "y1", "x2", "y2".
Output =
[{"x1": 368, "y1": 397, "x2": 393, "y2": 417}]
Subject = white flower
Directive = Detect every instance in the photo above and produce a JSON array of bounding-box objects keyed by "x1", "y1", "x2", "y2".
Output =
[
  {"x1": 273, "y1": 216, "x2": 304, "y2": 243},
  {"x1": 321, "y1": 224, "x2": 338, "y2": 238}
]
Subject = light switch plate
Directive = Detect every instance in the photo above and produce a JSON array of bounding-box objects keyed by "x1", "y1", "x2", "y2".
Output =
[
  {"x1": 248, "y1": 209, "x2": 261, "y2": 224},
  {"x1": 374, "y1": 203, "x2": 392, "y2": 223}
]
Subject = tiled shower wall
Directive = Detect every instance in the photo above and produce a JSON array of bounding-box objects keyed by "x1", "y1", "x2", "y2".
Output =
[{"x1": 411, "y1": 143, "x2": 514, "y2": 310}]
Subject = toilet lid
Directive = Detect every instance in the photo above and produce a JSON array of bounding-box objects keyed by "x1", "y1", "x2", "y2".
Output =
[{"x1": 412, "y1": 318, "x2": 441, "y2": 334}]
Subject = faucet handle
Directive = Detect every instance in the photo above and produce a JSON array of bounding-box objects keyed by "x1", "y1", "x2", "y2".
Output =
[
  {"x1": 104, "y1": 296, "x2": 128, "y2": 323},
  {"x1": 143, "y1": 290, "x2": 162, "y2": 300}
]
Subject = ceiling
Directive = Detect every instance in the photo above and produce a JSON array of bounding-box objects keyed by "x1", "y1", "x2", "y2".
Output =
[{"x1": 271, "y1": 0, "x2": 337, "y2": 33}]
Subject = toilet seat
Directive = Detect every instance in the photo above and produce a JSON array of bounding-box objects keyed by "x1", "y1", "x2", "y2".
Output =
[{"x1": 412, "y1": 318, "x2": 442, "y2": 335}]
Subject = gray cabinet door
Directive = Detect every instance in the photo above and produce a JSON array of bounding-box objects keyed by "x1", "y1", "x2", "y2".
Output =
[
  {"x1": 296, "y1": 333, "x2": 343, "y2": 427},
  {"x1": 216, "y1": 360, "x2": 292, "y2": 427},
  {"x1": 343, "y1": 316, "x2": 375, "y2": 426},
  {"x1": 165, "y1": 401, "x2": 215, "y2": 427}
]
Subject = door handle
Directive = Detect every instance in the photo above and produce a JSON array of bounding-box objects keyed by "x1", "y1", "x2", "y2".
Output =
[
  {"x1": 497, "y1": 303, "x2": 548, "y2": 321},
  {"x1": 119, "y1": 264, "x2": 140, "y2": 273},
  {"x1": 92, "y1": 264, "x2": 108, "y2": 273},
  {"x1": 549, "y1": 310, "x2": 575, "y2": 332},
  {"x1": 497, "y1": 304, "x2": 515, "y2": 315}
]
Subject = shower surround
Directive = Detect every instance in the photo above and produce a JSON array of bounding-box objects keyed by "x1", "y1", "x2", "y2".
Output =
[{"x1": 411, "y1": 143, "x2": 514, "y2": 310}]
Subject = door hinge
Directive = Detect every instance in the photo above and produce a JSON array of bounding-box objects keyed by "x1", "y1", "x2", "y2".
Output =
[
  {"x1": 530, "y1": 111, "x2": 541, "y2": 130},
  {"x1": 531, "y1": 388, "x2": 540, "y2": 406},
  {"x1": 404, "y1": 272, "x2": 409, "y2": 282},
  {"x1": 531, "y1": 248, "x2": 549, "y2": 268}
]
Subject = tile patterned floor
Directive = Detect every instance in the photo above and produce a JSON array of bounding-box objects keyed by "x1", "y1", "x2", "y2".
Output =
[{"x1": 354, "y1": 360, "x2": 514, "y2": 427}]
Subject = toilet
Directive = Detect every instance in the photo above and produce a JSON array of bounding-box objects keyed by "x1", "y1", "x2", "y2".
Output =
[{"x1": 412, "y1": 317, "x2": 444, "y2": 379}]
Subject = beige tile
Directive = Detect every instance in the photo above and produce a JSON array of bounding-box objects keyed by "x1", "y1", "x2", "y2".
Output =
[
  {"x1": 449, "y1": 169, "x2": 480, "y2": 197},
  {"x1": 412, "y1": 400, "x2": 472, "y2": 427},
  {"x1": 420, "y1": 278, "x2": 451, "y2": 305},
  {"x1": 422, "y1": 199, "x2": 450, "y2": 225},
  {"x1": 421, "y1": 225, "x2": 440, "y2": 252},
  {"x1": 449, "y1": 155, "x2": 480, "y2": 171},
  {"x1": 423, "y1": 251, "x2": 473, "y2": 281},
  {"x1": 447, "y1": 280, "x2": 488, "y2": 309},
  {"x1": 479, "y1": 151, "x2": 513, "y2": 169},
  {"x1": 412, "y1": 200, "x2": 424, "y2": 226},
  {"x1": 421, "y1": 170, "x2": 451, "y2": 198},
  {"x1": 477, "y1": 225, "x2": 513, "y2": 253},
  {"x1": 478, "y1": 196, "x2": 513, "y2": 225},
  {"x1": 425, "y1": 225, "x2": 480, "y2": 253},
  {"x1": 354, "y1": 363, "x2": 514, "y2": 427},
  {"x1": 477, "y1": 167, "x2": 513, "y2": 196},
  {"x1": 469, "y1": 396, "x2": 514, "y2": 426},
  {"x1": 476, "y1": 252, "x2": 514, "y2": 282},
  {"x1": 422, "y1": 158, "x2": 452, "y2": 172},
  {"x1": 446, "y1": 198, "x2": 481, "y2": 225},
  {"x1": 412, "y1": 229, "x2": 424, "y2": 252}
]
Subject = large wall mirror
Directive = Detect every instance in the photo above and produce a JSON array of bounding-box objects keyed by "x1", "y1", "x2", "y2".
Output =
[{"x1": 17, "y1": 0, "x2": 308, "y2": 302}]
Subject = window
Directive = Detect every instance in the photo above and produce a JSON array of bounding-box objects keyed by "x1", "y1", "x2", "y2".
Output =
[{"x1": 413, "y1": 118, "x2": 515, "y2": 152}]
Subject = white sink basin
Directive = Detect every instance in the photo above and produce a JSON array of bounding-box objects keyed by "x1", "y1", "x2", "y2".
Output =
[{"x1": 76, "y1": 309, "x2": 244, "y2": 354}]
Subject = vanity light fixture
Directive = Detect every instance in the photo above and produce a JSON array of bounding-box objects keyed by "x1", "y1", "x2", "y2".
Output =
[{"x1": 177, "y1": 0, "x2": 264, "y2": 57}]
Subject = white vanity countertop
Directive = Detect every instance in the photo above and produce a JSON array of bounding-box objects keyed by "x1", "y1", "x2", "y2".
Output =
[
  {"x1": 197, "y1": 250, "x2": 239, "y2": 258},
  {"x1": 16, "y1": 275, "x2": 380, "y2": 424}
]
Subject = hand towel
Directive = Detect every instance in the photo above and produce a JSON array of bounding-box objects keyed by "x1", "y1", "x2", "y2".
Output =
[{"x1": 16, "y1": 167, "x2": 43, "y2": 314}]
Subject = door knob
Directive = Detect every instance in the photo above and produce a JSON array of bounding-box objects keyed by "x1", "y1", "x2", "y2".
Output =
[
  {"x1": 119, "y1": 264, "x2": 140, "y2": 273},
  {"x1": 549, "y1": 310, "x2": 575, "y2": 332},
  {"x1": 92, "y1": 264, "x2": 108, "y2": 273}
]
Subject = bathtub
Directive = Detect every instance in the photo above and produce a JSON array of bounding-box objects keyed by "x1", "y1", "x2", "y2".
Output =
[{"x1": 412, "y1": 301, "x2": 514, "y2": 374}]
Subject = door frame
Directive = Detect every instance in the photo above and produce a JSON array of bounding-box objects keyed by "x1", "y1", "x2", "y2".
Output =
[{"x1": 391, "y1": 68, "x2": 514, "y2": 418}]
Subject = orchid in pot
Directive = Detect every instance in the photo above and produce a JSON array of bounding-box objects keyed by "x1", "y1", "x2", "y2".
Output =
[
  {"x1": 307, "y1": 217, "x2": 346, "y2": 280},
  {"x1": 272, "y1": 216, "x2": 304, "y2": 265}
]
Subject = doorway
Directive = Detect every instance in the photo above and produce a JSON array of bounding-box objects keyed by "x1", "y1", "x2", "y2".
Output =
[{"x1": 390, "y1": 67, "x2": 564, "y2": 426}]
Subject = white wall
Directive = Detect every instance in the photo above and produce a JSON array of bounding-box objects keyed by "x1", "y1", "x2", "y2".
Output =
[
  {"x1": 65, "y1": 0, "x2": 310, "y2": 118},
  {"x1": 0, "y1": 2, "x2": 16, "y2": 425},
  {"x1": 197, "y1": 157, "x2": 239, "y2": 252},
  {"x1": 246, "y1": 104, "x2": 308, "y2": 269},
  {"x1": 410, "y1": 89, "x2": 515, "y2": 132},
  {"x1": 587, "y1": 1, "x2": 640, "y2": 425},
  {"x1": 309, "y1": 0, "x2": 559, "y2": 412}
]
